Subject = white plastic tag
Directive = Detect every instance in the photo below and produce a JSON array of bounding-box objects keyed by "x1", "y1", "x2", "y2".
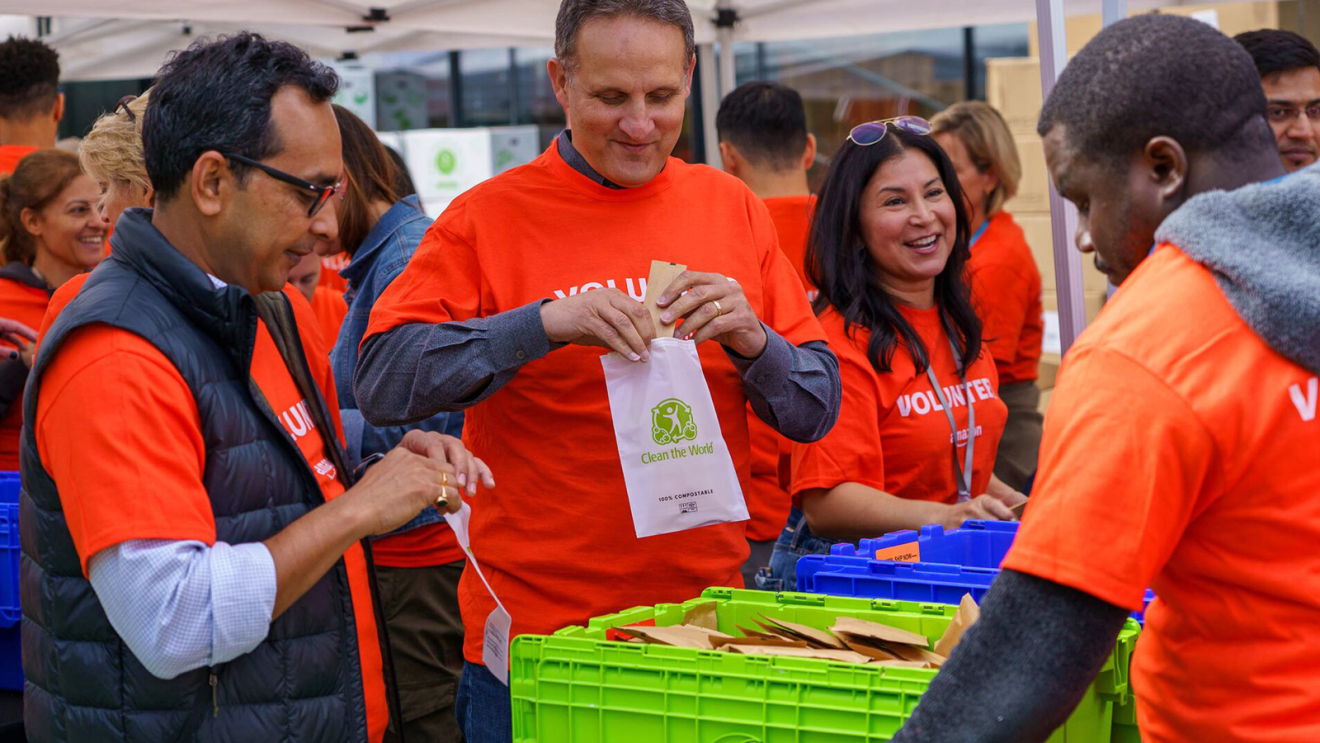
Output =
[{"x1": 444, "y1": 502, "x2": 511, "y2": 685}]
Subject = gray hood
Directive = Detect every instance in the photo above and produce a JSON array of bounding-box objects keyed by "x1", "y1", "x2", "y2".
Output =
[{"x1": 1155, "y1": 164, "x2": 1320, "y2": 375}]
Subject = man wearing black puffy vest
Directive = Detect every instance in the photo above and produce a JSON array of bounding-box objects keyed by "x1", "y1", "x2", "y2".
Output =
[{"x1": 20, "y1": 33, "x2": 490, "y2": 742}]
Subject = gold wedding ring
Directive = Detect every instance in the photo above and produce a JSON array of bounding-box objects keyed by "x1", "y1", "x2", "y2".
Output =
[
  {"x1": 437, "y1": 472, "x2": 449, "y2": 509},
  {"x1": 713, "y1": 299, "x2": 724, "y2": 317}
]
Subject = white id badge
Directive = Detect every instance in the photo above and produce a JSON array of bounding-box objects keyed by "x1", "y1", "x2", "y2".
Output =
[{"x1": 444, "y1": 502, "x2": 511, "y2": 685}]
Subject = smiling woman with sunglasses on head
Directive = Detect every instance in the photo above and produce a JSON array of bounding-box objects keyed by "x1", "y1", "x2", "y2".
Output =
[{"x1": 759, "y1": 117, "x2": 1025, "y2": 592}]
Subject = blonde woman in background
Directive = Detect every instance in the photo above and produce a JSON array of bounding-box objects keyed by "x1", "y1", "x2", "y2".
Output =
[
  {"x1": 932, "y1": 102, "x2": 1044, "y2": 491},
  {"x1": 80, "y1": 92, "x2": 153, "y2": 227}
]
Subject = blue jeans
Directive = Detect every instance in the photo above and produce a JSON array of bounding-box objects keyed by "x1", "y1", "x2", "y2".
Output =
[
  {"x1": 455, "y1": 661, "x2": 511, "y2": 743},
  {"x1": 755, "y1": 506, "x2": 842, "y2": 593}
]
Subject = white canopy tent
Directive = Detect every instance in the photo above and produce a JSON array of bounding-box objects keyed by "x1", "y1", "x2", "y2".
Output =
[{"x1": 0, "y1": 0, "x2": 1219, "y2": 350}]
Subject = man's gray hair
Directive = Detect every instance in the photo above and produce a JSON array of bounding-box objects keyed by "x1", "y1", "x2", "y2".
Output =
[{"x1": 555, "y1": 0, "x2": 696, "y2": 74}]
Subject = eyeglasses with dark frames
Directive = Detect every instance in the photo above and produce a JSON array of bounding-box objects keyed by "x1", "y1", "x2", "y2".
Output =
[{"x1": 223, "y1": 152, "x2": 342, "y2": 217}]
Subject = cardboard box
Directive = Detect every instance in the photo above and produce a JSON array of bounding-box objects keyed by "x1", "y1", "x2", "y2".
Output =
[
  {"x1": 1019, "y1": 213, "x2": 1109, "y2": 295},
  {"x1": 1029, "y1": 2, "x2": 1281, "y2": 57},
  {"x1": 1004, "y1": 134, "x2": 1049, "y2": 215},
  {"x1": 1038, "y1": 352, "x2": 1061, "y2": 391},
  {"x1": 984, "y1": 58, "x2": 1043, "y2": 137}
]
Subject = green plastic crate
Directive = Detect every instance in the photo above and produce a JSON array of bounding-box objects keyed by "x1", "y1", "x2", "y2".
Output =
[{"x1": 511, "y1": 588, "x2": 1140, "y2": 742}]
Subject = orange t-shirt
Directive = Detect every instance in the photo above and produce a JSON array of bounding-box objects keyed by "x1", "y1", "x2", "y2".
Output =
[
  {"x1": 967, "y1": 211, "x2": 1043, "y2": 385},
  {"x1": 309, "y1": 285, "x2": 348, "y2": 351},
  {"x1": 319, "y1": 254, "x2": 349, "y2": 292},
  {"x1": 762, "y1": 195, "x2": 817, "y2": 295},
  {"x1": 0, "y1": 273, "x2": 49, "y2": 471},
  {"x1": 34, "y1": 286, "x2": 386, "y2": 742},
  {"x1": 792, "y1": 305, "x2": 1006, "y2": 504},
  {"x1": 0, "y1": 145, "x2": 38, "y2": 175},
  {"x1": 38, "y1": 272, "x2": 88, "y2": 342},
  {"x1": 744, "y1": 194, "x2": 817, "y2": 541},
  {"x1": 363, "y1": 142, "x2": 827, "y2": 664},
  {"x1": 1002, "y1": 246, "x2": 1320, "y2": 742}
]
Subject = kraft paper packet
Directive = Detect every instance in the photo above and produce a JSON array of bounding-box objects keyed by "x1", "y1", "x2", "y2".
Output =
[
  {"x1": 617, "y1": 624, "x2": 732, "y2": 650},
  {"x1": 755, "y1": 614, "x2": 848, "y2": 650},
  {"x1": 831, "y1": 616, "x2": 929, "y2": 647},
  {"x1": 710, "y1": 635, "x2": 809, "y2": 650},
  {"x1": 644, "y1": 260, "x2": 687, "y2": 338},
  {"x1": 724, "y1": 645, "x2": 874, "y2": 664},
  {"x1": 933, "y1": 593, "x2": 981, "y2": 658},
  {"x1": 683, "y1": 601, "x2": 718, "y2": 630},
  {"x1": 1011, "y1": 499, "x2": 1028, "y2": 519}
]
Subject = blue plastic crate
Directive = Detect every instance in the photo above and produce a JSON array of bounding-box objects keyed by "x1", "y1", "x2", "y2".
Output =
[
  {"x1": 816, "y1": 520, "x2": 1155, "y2": 625},
  {"x1": 0, "y1": 471, "x2": 19, "y2": 691},
  {"x1": 829, "y1": 520, "x2": 1018, "y2": 567}
]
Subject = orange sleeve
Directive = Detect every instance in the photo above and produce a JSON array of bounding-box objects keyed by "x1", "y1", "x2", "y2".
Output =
[
  {"x1": 748, "y1": 193, "x2": 827, "y2": 347},
  {"x1": 790, "y1": 340, "x2": 886, "y2": 495},
  {"x1": 1001, "y1": 346, "x2": 1216, "y2": 610},
  {"x1": 36, "y1": 326, "x2": 215, "y2": 575},
  {"x1": 362, "y1": 207, "x2": 483, "y2": 345},
  {"x1": 972, "y1": 261, "x2": 1033, "y2": 367}
]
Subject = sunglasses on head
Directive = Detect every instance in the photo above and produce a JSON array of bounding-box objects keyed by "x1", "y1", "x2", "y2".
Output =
[
  {"x1": 847, "y1": 116, "x2": 933, "y2": 146},
  {"x1": 223, "y1": 152, "x2": 342, "y2": 218}
]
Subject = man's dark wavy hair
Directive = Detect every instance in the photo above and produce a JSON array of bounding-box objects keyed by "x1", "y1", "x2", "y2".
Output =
[{"x1": 143, "y1": 32, "x2": 339, "y2": 202}]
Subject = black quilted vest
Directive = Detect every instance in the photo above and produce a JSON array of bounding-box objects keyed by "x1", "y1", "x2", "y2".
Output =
[{"x1": 19, "y1": 209, "x2": 371, "y2": 742}]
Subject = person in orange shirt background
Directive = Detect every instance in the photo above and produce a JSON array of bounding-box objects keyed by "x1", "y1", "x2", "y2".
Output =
[
  {"x1": 762, "y1": 117, "x2": 1026, "y2": 592},
  {"x1": 0, "y1": 36, "x2": 62, "y2": 174},
  {"x1": 894, "y1": 16, "x2": 1319, "y2": 742},
  {"x1": 932, "y1": 102, "x2": 1044, "y2": 491},
  {"x1": 715, "y1": 80, "x2": 819, "y2": 587},
  {"x1": 288, "y1": 248, "x2": 347, "y2": 350},
  {"x1": 0, "y1": 149, "x2": 103, "y2": 471}
]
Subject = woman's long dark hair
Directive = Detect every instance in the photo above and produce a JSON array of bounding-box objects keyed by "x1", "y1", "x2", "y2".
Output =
[{"x1": 806, "y1": 126, "x2": 982, "y2": 376}]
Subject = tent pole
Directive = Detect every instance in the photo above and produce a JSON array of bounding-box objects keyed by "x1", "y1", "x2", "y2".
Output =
[
  {"x1": 716, "y1": 0, "x2": 737, "y2": 99},
  {"x1": 1035, "y1": 0, "x2": 1087, "y2": 353},
  {"x1": 1102, "y1": 0, "x2": 1128, "y2": 27},
  {"x1": 698, "y1": 43, "x2": 723, "y2": 168}
]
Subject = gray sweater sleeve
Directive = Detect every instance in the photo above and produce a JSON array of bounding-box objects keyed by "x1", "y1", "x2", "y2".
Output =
[
  {"x1": 727, "y1": 324, "x2": 839, "y2": 443},
  {"x1": 892, "y1": 569, "x2": 1131, "y2": 743},
  {"x1": 357, "y1": 304, "x2": 841, "y2": 442},
  {"x1": 356, "y1": 300, "x2": 555, "y2": 427}
]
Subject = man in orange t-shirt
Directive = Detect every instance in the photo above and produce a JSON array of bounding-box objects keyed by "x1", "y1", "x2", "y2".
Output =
[
  {"x1": 895, "y1": 16, "x2": 1320, "y2": 743},
  {"x1": 0, "y1": 36, "x2": 62, "y2": 173},
  {"x1": 355, "y1": 7, "x2": 839, "y2": 742},
  {"x1": 22, "y1": 35, "x2": 489, "y2": 743},
  {"x1": 716, "y1": 80, "x2": 821, "y2": 586}
]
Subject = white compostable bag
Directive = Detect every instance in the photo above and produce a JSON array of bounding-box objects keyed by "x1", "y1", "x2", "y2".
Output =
[{"x1": 601, "y1": 337, "x2": 748, "y2": 538}]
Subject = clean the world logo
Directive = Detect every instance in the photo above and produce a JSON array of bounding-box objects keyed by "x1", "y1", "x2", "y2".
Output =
[{"x1": 651, "y1": 398, "x2": 697, "y2": 446}]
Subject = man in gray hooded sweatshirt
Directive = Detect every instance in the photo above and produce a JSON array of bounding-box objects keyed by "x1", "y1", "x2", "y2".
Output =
[{"x1": 894, "y1": 14, "x2": 1320, "y2": 743}]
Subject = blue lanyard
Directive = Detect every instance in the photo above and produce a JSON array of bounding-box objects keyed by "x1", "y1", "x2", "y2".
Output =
[{"x1": 970, "y1": 220, "x2": 989, "y2": 248}]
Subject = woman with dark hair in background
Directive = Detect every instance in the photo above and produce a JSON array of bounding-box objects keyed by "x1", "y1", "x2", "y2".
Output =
[
  {"x1": 0, "y1": 148, "x2": 102, "y2": 470},
  {"x1": 761, "y1": 118, "x2": 1024, "y2": 591},
  {"x1": 323, "y1": 104, "x2": 468, "y2": 743}
]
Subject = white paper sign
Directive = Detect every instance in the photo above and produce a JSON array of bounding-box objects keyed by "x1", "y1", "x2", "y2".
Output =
[
  {"x1": 1042, "y1": 310, "x2": 1062, "y2": 356},
  {"x1": 444, "y1": 502, "x2": 511, "y2": 685},
  {"x1": 600, "y1": 338, "x2": 748, "y2": 538},
  {"x1": 400, "y1": 128, "x2": 494, "y2": 218}
]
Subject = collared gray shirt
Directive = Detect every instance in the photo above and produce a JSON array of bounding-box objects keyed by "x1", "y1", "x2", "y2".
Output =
[{"x1": 355, "y1": 132, "x2": 840, "y2": 445}]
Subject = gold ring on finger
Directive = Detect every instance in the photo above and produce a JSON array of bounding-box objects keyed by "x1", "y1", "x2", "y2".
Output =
[{"x1": 713, "y1": 299, "x2": 724, "y2": 316}]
